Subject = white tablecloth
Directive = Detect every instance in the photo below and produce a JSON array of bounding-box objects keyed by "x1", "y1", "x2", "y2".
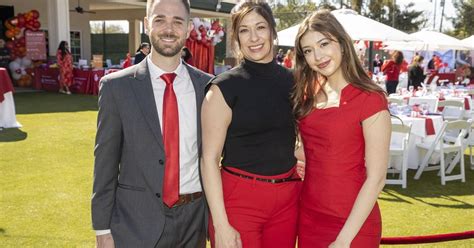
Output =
[
  {"x1": 391, "y1": 115, "x2": 444, "y2": 169},
  {"x1": 0, "y1": 92, "x2": 22, "y2": 128}
]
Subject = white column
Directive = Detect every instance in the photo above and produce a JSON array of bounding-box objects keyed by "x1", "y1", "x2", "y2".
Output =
[
  {"x1": 128, "y1": 19, "x2": 141, "y2": 55},
  {"x1": 47, "y1": 0, "x2": 70, "y2": 56}
]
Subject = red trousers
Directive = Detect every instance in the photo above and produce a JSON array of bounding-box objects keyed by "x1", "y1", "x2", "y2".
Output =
[{"x1": 209, "y1": 166, "x2": 302, "y2": 248}]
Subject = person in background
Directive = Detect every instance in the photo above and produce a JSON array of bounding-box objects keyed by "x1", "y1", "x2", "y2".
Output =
[
  {"x1": 408, "y1": 55, "x2": 426, "y2": 90},
  {"x1": 133, "y1": 42, "x2": 150, "y2": 64},
  {"x1": 372, "y1": 53, "x2": 383, "y2": 74},
  {"x1": 0, "y1": 39, "x2": 11, "y2": 69},
  {"x1": 292, "y1": 9, "x2": 390, "y2": 247},
  {"x1": 382, "y1": 50, "x2": 404, "y2": 94},
  {"x1": 276, "y1": 48, "x2": 284, "y2": 65},
  {"x1": 201, "y1": 2, "x2": 302, "y2": 248},
  {"x1": 181, "y1": 46, "x2": 193, "y2": 65},
  {"x1": 121, "y1": 53, "x2": 132, "y2": 68},
  {"x1": 283, "y1": 49, "x2": 294, "y2": 69},
  {"x1": 56, "y1": 41, "x2": 73, "y2": 95},
  {"x1": 427, "y1": 54, "x2": 436, "y2": 71}
]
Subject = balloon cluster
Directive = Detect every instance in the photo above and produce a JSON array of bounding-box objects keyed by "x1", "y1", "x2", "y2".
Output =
[
  {"x1": 189, "y1": 18, "x2": 225, "y2": 47},
  {"x1": 4, "y1": 10, "x2": 40, "y2": 87},
  {"x1": 8, "y1": 57, "x2": 33, "y2": 86},
  {"x1": 4, "y1": 10, "x2": 41, "y2": 59}
]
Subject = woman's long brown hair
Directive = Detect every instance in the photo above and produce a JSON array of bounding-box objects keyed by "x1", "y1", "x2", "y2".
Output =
[{"x1": 291, "y1": 9, "x2": 385, "y2": 120}]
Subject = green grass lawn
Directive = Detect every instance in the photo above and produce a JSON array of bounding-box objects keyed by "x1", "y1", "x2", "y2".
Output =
[{"x1": 1, "y1": 92, "x2": 473, "y2": 247}]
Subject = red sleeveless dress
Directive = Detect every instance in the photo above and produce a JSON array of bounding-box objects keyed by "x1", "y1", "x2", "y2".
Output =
[{"x1": 297, "y1": 84, "x2": 387, "y2": 248}]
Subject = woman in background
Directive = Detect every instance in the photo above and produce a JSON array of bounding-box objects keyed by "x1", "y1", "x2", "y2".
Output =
[
  {"x1": 408, "y1": 55, "x2": 426, "y2": 90},
  {"x1": 283, "y1": 49, "x2": 294, "y2": 69},
  {"x1": 382, "y1": 50, "x2": 404, "y2": 94},
  {"x1": 292, "y1": 10, "x2": 390, "y2": 248},
  {"x1": 56, "y1": 41, "x2": 73, "y2": 95}
]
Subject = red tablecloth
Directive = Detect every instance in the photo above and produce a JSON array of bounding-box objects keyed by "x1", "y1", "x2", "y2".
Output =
[
  {"x1": 0, "y1": 68, "x2": 14, "y2": 103},
  {"x1": 34, "y1": 67, "x2": 112, "y2": 95},
  {"x1": 427, "y1": 72, "x2": 456, "y2": 85}
]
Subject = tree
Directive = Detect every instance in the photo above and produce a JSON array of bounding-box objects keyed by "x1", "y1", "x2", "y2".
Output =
[
  {"x1": 272, "y1": 1, "x2": 319, "y2": 31},
  {"x1": 90, "y1": 21, "x2": 126, "y2": 34},
  {"x1": 450, "y1": 0, "x2": 474, "y2": 38},
  {"x1": 363, "y1": 0, "x2": 426, "y2": 33}
]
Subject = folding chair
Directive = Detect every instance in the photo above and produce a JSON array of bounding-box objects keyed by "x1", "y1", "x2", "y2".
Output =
[
  {"x1": 414, "y1": 120, "x2": 471, "y2": 185},
  {"x1": 438, "y1": 100, "x2": 464, "y2": 121},
  {"x1": 387, "y1": 122, "x2": 412, "y2": 188},
  {"x1": 465, "y1": 122, "x2": 474, "y2": 170}
]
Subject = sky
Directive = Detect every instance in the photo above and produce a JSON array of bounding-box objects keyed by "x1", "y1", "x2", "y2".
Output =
[{"x1": 388, "y1": 0, "x2": 455, "y2": 31}]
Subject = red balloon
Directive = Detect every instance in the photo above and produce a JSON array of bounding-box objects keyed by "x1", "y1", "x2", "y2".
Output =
[
  {"x1": 5, "y1": 30, "x2": 14, "y2": 38},
  {"x1": 31, "y1": 10, "x2": 40, "y2": 19},
  {"x1": 5, "y1": 41, "x2": 14, "y2": 50},
  {"x1": 33, "y1": 21, "x2": 40, "y2": 29},
  {"x1": 4, "y1": 20, "x2": 14, "y2": 30},
  {"x1": 18, "y1": 16, "x2": 26, "y2": 27}
]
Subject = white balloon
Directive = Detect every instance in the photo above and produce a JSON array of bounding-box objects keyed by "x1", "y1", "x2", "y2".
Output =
[
  {"x1": 11, "y1": 71, "x2": 21, "y2": 80},
  {"x1": 203, "y1": 20, "x2": 211, "y2": 30},
  {"x1": 21, "y1": 57, "x2": 32, "y2": 67},
  {"x1": 192, "y1": 18, "x2": 201, "y2": 31},
  {"x1": 9, "y1": 61, "x2": 20, "y2": 71}
]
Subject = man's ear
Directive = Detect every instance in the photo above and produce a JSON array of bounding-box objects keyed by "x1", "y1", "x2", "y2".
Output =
[{"x1": 144, "y1": 16, "x2": 150, "y2": 35}]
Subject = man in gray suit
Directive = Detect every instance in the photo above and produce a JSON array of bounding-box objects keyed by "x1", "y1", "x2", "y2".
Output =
[{"x1": 91, "y1": 0, "x2": 212, "y2": 247}]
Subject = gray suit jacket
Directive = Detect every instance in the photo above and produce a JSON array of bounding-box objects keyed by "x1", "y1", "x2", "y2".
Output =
[{"x1": 91, "y1": 58, "x2": 212, "y2": 247}]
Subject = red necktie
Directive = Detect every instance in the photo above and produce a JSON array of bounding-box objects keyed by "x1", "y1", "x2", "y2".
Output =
[{"x1": 161, "y1": 73, "x2": 179, "y2": 208}]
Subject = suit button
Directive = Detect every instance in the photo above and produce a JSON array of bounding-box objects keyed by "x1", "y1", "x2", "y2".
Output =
[
  {"x1": 159, "y1": 159, "x2": 164, "y2": 165},
  {"x1": 156, "y1": 193, "x2": 161, "y2": 198}
]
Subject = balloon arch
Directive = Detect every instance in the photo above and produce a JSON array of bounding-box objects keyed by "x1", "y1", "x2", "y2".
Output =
[{"x1": 186, "y1": 18, "x2": 225, "y2": 75}]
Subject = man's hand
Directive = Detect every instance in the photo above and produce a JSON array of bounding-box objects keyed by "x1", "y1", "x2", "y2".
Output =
[{"x1": 96, "y1": 233, "x2": 115, "y2": 248}]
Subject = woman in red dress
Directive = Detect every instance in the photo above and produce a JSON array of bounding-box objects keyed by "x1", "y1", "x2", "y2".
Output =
[
  {"x1": 56, "y1": 41, "x2": 73, "y2": 94},
  {"x1": 292, "y1": 10, "x2": 390, "y2": 248}
]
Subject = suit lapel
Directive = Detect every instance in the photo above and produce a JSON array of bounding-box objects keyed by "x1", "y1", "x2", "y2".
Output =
[
  {"x1": 184, "y1": 63, "x2": 204, "y2": 148},
  {"x1": 130, "y1": 59, "x2": 164, "y2": 151}
]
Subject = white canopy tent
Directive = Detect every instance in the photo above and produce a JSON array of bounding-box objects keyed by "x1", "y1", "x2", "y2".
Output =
[
  {"x1": 277, "y1": 9, "x2": 417, "y2": 47},
  {"x1": 384, "y1": 31, "x2": 472, "y2": 51},
  {"x1": 462, "y1": 35, "x2": 474, "y2": 49}
]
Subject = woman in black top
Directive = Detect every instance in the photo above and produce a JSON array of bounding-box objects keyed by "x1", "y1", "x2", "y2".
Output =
[
  {"x1": 201, "y1": 2, "x2": 301, "y2": 248},
  {"x1": 133, "y1": 42, "x2": 150, "y2": 64},
  {"x1": 408, "y1": 55, "x2": 426, "y2": 90}
]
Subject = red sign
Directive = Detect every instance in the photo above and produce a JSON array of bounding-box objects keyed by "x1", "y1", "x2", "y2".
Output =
[{"x1": 25, "y1": 30, "x2": 47, "y2": 60}]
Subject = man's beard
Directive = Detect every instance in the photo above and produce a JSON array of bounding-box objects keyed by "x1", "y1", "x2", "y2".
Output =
[{"x1": 150, "y1": 32, "x2": 185, "y2": 57}]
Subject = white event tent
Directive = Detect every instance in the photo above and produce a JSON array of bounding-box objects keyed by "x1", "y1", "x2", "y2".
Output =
[
  {"x1": 277, "y1": 9, "x2": 418, "y2": 47},
  {"x1": 384, "y1": 30, "x2": 472, "y2": 51},
  {"x1": 462, "y1": 35, "x2": 474, "y2": 49}
]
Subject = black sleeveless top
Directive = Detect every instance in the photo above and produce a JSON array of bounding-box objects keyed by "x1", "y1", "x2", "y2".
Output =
[{"x1": 210, "y1": 59, "x2": 297, "y2": 175}]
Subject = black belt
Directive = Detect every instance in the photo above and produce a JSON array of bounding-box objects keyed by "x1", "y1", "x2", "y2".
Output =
[{"x1": 222, "y1": 166, "x2": 301, "y2": 184}]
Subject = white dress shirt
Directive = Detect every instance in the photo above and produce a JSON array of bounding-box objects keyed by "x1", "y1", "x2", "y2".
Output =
[{"x1": 96, "y1": 57, "x2": 201, "y2": 236}]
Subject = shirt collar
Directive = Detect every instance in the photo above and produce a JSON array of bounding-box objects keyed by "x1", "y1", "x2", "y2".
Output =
[{"x1": 147, "y1": 56, "x2": 186, "y2": 80}]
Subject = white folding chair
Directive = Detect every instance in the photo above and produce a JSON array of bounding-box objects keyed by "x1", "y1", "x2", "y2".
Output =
[
  {"x1": 466, "y1": 122, "x2": 474, "y2": 170},
  {"x1": 414, "y1": 120, "x2": 471, "y2": 185},
  {"x1": 430, "y1": 75, "x2": 440, "y2": 85},
  {"x1": 438, "y1": 100, "x2": 464, "y2": 121},
  {"x1": 387, "y1": 122, "x2": 412, "y2": 188}
]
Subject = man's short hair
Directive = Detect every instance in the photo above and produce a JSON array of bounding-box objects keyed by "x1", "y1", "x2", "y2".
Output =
[{"x1": 146, "y1": 0, "x2": 190, "y2": 17}]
